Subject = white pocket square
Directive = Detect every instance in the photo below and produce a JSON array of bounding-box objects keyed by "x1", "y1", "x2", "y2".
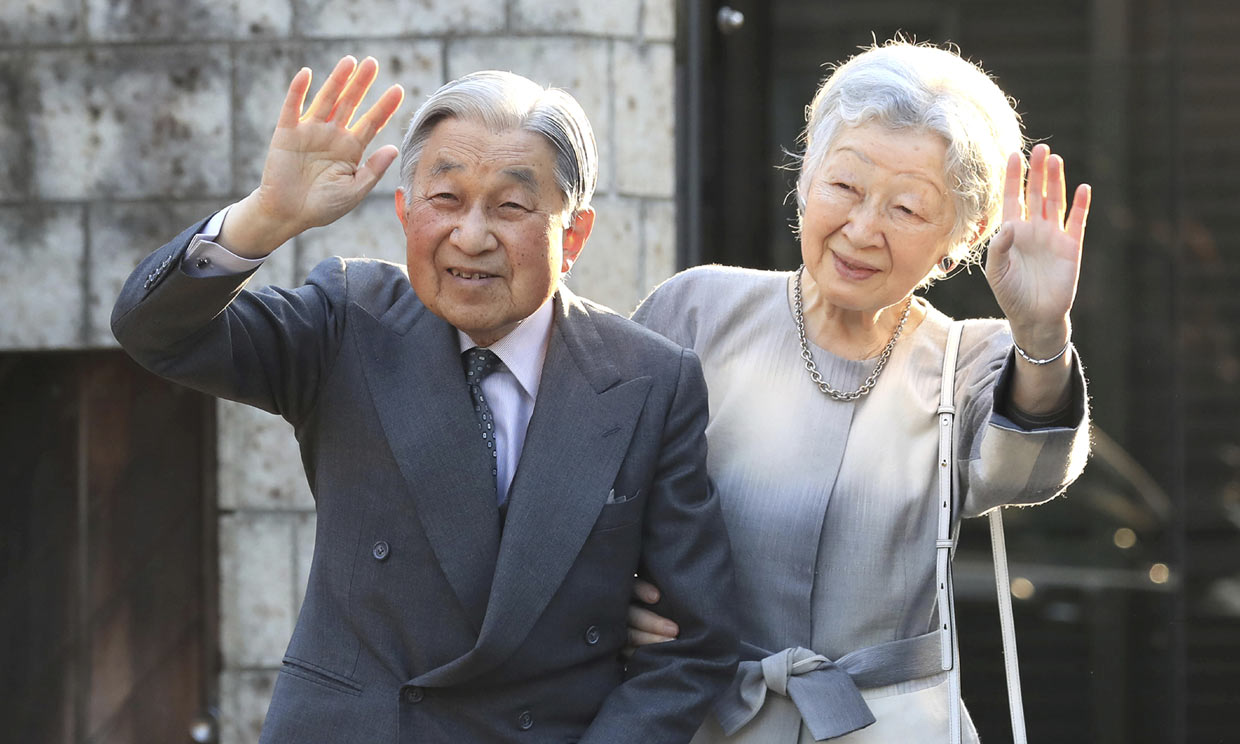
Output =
[{"x1": 605, "y1": 488, "x2": 639, "y2": 505}]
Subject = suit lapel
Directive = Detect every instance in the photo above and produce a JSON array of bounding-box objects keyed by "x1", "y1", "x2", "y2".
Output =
[
  {"x1": 412, "y1": 288, "x2": 652, "y2": 686},
  {"x1": 480, "y1": 290, "x2": 652, "y2": 651},
  {"x1": 352, "y1": 292, "x2": 500, "y2": 635}
]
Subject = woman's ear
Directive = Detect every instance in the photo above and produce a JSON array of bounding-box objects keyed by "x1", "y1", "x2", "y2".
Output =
[{"x1": 969, "y1": 217, "x2": 991, "y2": 250}]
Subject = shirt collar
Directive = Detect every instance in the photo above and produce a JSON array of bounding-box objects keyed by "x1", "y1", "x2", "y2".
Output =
[{"x1": 457, "y1": 294, "x2": 555, "y2": 401}]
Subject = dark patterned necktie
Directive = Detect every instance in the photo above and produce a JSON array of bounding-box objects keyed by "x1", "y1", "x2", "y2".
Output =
[{"x1": 462, "y1": 347, "x2": 502, "y2": 498}]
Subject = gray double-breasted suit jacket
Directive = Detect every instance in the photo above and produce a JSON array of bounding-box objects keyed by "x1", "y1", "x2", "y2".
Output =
[{"x1": 111, "y1": 218, "x2": 738, "y2": 743}]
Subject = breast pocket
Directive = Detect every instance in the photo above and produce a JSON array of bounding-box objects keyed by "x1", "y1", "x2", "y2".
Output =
[{"x1": 590, "y1": 488, "x2": 644, "y2": 534}]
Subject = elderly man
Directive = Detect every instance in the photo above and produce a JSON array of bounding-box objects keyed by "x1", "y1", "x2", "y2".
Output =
[{"x1": 112, "y1": 57, "x2": 736, "y2": 743}]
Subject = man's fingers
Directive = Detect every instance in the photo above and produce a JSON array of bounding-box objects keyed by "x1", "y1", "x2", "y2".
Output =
[
  {"x1": 305, "y1": 56, "x2": 358, "y2": 121},
  {"x1": 351, "y1": 84, "x2": 406, "y2": 145},
  {"x1": 331, "y1": 57, "x2": 381, "y2": 126},
  {"x1": 277, "y1": 68, "x2": 312, "y2": 129},
  {"x1": 354, "y1": 145, "x2": 400, "y2": 194}
]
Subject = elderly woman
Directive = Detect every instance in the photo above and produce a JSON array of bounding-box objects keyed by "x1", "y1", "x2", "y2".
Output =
[{"x1": 628, "y1": 41, "x2": 1091, "y2": 743}]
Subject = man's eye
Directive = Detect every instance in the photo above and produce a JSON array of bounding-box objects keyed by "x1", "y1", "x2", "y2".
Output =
[
  {"x1": 431, "y1": 193, "x2": 456, "y2": 201},
  {"x1": 500, "y1": 202, "x2": 529, "y2": 211},
  {"x1": 832, "y1": 182, "x2": 854, "y2": 192}
]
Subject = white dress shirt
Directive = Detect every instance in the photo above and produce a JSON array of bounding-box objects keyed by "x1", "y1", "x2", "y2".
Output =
[
  {"x1": 457, "y1": 301, "x2": 552, "y2": 505},
  {"x1": 182, "y1": 206, "x2": 553, "y2": 504}
]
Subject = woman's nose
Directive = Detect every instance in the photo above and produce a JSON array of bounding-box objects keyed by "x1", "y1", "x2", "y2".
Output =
[{"x1": 841, "y1": 200, "x2": 883, "y2": 246}]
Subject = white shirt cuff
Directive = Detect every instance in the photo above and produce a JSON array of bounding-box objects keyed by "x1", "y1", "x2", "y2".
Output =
[{"x1": 182, "y1": 204, "x2": 269, "y2": 277}]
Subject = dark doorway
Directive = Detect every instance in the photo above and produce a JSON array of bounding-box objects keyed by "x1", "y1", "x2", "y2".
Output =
[
  {"x1": 0, "y1": 351, "x2": 216, "y2": 744},
  {"x1": 679, "y1": 1, "x2": 1240, "y2": 741}
]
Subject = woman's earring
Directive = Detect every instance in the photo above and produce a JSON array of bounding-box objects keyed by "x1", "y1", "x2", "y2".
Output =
[{"x1": 939, "y1": 256, "x2": 956, "y2": 273}]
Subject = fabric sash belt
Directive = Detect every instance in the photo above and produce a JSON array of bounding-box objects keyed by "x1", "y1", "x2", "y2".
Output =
[{"x1": 714, "y1": 632, "x2": 943, "y2": 741}]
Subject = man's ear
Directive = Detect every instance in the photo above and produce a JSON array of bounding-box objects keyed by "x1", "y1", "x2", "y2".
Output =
[
  {"x1": 394, "y1": 189, "x2": 408, "y2": 228},
  {"x1": 560, "y1": 207, "x2": 595, "y2": 273}
]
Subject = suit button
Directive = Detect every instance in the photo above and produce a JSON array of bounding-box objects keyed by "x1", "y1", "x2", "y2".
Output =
[
  {"x1": 517, "y1": 710, "x2": 533, "y2": 730},
  {"x1": 403, "y1": 686, "x2": 424, "y2": 704},
  {"x1": 196, "y1": 257, "x2": 212, "y2": 269},
  {"x1": 372, "y1": 541, "x2": 390, "y2": 561},
  {"x1": 584, "y1": 625, "x2": 601, "y2": 645}
]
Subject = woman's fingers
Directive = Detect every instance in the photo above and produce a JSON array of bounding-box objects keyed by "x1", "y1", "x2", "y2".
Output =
[
  {"x1": 627, "y1": 578, "x2": 679, "y2": 646},
  {"x1": 304, "y1": 56, "x2": 358, "y2": 121},
  {"x1": 627, "y1": 594, "x2": 679, "y2": 637},
  {"x1": 1065, "y1": 183, "x2": 1091, "y2": 244},
  {"x1": 1026, "y1": 143, "x2": 1048, "y2": 220},
  {"x1": 631, "y1": 578, "x2": 661, "y2": 604},
  {"x1": 627, "y1": 628, "x2": 676, "y2": 650},
  {"x1": 627, "y1": 605, "x2": 679, "y2": 641},
  {"x1": 1045, "y1": 153, "x2": 1067, "y2": 227},
  {"x1": 1001, "y1": 151, "x2": 1024, "y2": 223}
]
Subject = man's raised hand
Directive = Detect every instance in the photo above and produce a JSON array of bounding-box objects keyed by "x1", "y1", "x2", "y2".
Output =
[{"x1": 220, "y1": 56, "x2": 405, "y2": 258}]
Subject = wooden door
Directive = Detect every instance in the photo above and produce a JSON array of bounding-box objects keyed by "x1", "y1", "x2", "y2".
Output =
[{"x1": 0, "y1": 351, "x2": 215, "y2": 744}]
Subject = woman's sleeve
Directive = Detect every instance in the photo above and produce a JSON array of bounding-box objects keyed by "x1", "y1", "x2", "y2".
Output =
[
  {"x1": 630, "y1": 270, "x2": 700, "y2": 349},
  {"x1": 955, "y1": 320, "x2": 1092, "y2": 517}
]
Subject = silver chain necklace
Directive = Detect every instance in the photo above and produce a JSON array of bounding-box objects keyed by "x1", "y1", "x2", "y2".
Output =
[{"x1": 793, "y1": 264, "x2": 912, "y2": 402}]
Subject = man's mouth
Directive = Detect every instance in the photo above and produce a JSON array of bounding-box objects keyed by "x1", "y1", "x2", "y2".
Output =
[{"x1": 449, "y1": 268, "x2": 496, "y2": 280}]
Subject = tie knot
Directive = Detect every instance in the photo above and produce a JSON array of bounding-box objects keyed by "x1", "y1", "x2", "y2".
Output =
[{"x1": 463, "y1": 347, "x2": 502, "y2": 384}]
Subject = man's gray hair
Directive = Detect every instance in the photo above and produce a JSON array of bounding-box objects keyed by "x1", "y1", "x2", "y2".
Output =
[
  {"x1": 399, "y1": 70, "x2": 598, "y2": 220},
  {"x1": 797, "y1": 40, "x2": 1025, "y2": 270}
]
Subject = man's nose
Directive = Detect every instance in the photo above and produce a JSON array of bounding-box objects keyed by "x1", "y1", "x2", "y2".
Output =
[{"x1": 451, "y1": 205, "x2": 497, "y2": 254}]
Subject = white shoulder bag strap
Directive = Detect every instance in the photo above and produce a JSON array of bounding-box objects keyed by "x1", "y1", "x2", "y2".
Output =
[{"x1": 937, "y1": 321, "x2": 1029, "y2": 744}]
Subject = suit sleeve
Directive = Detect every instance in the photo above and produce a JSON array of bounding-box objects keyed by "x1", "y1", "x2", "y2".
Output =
[
  {"x1": 110, "y1": 217, "x2": 347, "y2": 427},
  {"x1": 580, "y1": 348, "x2": 739, "y2": 744}
]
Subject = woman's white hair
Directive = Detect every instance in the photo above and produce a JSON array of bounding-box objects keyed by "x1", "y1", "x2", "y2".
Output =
[
  {"x1": 398, "y1": 71, "x2": 598, "y2": 221},
  {"x1": 797, "y1": 40, "x2": 1025, "y2": 276}
]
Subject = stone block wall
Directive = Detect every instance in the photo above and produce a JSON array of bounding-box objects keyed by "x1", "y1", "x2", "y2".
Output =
[{"x1": 0, "y1": 2, "x2": 677, "y2": 741}]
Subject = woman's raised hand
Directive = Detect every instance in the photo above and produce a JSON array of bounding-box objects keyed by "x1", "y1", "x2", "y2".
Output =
[
  {"x1": 221, "y1": 56, "x2": 405, "y2": 258},
  {"x1": 985, "y1": 144, "x2": 1091, "y2": 360}
]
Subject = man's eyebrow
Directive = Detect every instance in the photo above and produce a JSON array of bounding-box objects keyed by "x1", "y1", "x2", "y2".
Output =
[
  {"x1": 501, "y1": 166, "x2": 540, "y2": 194},
  {"x1": 429, "y1": 159, "x2": 462, "y2": 177}
]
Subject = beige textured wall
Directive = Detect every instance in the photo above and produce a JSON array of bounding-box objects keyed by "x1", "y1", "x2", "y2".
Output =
[{"x1": 0, "y1": 1, "x2": 677, "y2": 740}]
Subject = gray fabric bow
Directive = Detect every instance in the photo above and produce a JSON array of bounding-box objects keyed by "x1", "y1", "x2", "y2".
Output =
[{"x1": 715, "y1": 633, "x2": 943, "y2": 741}]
